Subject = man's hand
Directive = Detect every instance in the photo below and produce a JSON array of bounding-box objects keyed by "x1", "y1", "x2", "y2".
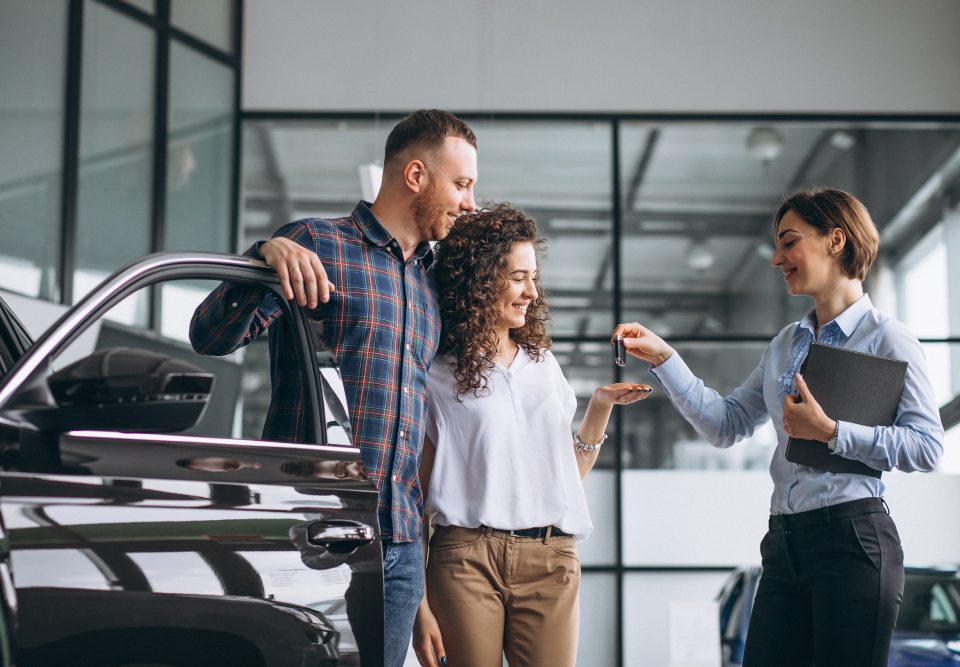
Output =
[
  {"x1": 260, "y1": 237, "x2": 335, "y2": 308},
  {"x1": 782, "y1": 373, "x2": 836, "y2": 441},
  {"x1": 611, "y1": 322, "x2": 674, "y2": 367}
]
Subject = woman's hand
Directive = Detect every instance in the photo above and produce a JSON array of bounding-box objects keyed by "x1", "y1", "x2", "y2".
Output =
[
  {"x1": 782, "y1": 373, "x2": 837, "y2": 441},
  {"x1": 611, "y1": 322, "x2": 674, "y2": 367},
  {"x1": 413, "y1": 605, "x2": 447, "y2": 667},
  {"x1": 594, "y1": 382, "x2": 653, "y2": 407}
]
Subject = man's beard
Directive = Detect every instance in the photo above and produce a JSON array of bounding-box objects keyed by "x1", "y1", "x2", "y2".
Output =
[{"x1": 411, "y1": 180, "x2": 450, "y2": 242}]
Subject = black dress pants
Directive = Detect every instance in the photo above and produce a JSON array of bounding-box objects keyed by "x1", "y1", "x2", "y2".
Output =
[{"x1": 742, "y1": 497, "x2": 904, "y2": 667}]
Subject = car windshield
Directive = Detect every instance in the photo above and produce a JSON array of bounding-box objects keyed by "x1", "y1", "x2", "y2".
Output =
[{"x1": 897, "y1": 574, "x2": 960, "y2": 634}]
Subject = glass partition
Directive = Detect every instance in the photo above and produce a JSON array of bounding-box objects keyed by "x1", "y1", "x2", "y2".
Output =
[
  {"x1": 171, "y1": 0, "x2": 234, "y2": 53},
  {"x1": 472, "y1": 120, "x2": 614, "y2": 337},
  {"x1": 163, "y1": 41, "x2": 234, "y2": 253},
  {"x1": 0, "y1": 0, "x2": 67, "y2": 300},
  {"x1": 74, "y1": 1, "x2": 155, "y2": 325}
]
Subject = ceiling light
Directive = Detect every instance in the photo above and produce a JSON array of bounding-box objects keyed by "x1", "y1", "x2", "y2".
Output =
[
  {"x1": 830, "y1": 130, "x2": 856, "y2": 151},
  {"x1": 686, "y1": 238, "x2": 715, "y2": 271},
  {"x1": 755, "y1": 242, "x2": 774, "y2": 261},
  {"x1": 746, "y1": 127, "x2": 785, "y2": 162}
]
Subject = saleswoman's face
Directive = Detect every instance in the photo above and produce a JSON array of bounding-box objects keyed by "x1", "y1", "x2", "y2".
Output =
[
  {"x1": 494, "y1": 241, "x2": 538, "y2": 331},
  {"x1": 772, "y1": 210, "x2": 843, "y2": 298}
]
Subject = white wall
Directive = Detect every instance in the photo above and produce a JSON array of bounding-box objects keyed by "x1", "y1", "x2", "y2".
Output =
[
  {"x1": 622, "y1": 470, "x2": 960, "y2": 566},
  {"x1": 243, "y1": 0, "x2": 960, "y2": 114}
]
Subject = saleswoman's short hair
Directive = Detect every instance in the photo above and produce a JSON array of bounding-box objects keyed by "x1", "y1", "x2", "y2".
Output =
[{"x1": 774, "y1": 188, "x2": 880, "y2": 281}]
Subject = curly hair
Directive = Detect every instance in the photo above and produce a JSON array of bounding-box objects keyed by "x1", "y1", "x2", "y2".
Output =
[{"x1": 433, "y1": 204, "x2": 551, "y2": 398}]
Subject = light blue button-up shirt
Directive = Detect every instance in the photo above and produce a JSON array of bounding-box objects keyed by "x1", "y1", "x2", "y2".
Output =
[{"x1": 651, "y1": 294, "x2": 944, "y2": 515}]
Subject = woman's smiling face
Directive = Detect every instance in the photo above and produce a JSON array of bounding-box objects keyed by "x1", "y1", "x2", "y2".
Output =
[
  {"x1": 771, "y1": 210, "x2": 844, "y2": 298},
  {"x1": 494, "y1": 241, "x2": 539, "y2": 332}
]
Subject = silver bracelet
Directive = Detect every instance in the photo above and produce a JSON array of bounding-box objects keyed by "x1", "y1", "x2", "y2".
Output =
[{"x1": 574, "y1": 432, "x2": 608, "y2": 453}]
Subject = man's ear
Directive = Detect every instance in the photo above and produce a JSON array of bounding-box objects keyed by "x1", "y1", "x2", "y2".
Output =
[{"x1": 402, "y1": 159, "x2": 427, "y2": 194}]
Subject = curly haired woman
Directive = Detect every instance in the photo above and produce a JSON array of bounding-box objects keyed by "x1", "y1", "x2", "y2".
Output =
[{"x1": 412, "y1": 204, "x2": 650, "y2": 667}]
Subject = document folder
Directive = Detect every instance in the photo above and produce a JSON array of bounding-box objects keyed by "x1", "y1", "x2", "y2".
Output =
[{"x1": 785, "y1": 343, "x2": 907, "y2": 479}]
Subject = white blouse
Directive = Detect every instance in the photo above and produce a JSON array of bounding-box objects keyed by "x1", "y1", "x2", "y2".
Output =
[{"x1": 424, "y1": 348, "x2": 593, "y2": 541}]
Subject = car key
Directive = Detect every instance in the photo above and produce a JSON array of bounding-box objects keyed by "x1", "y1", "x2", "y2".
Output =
[{"x1": 614, "y1": 335, "x2": 626, "y2": 367}]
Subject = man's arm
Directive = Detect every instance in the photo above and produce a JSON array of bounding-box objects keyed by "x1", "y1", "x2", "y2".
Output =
[
  {"x1": 188, "y1": 275, "x2": 279, "y2": 356},
  {"x1": 189, "y1": 221, "x2": 335, "y2": 356}
]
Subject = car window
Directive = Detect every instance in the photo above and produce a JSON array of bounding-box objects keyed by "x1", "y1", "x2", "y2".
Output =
[
  {"x1": 930, "y1": 583, "x2": 959, "y2": 624},
  {"x1": 0, "y1": 294, "x2": 34, "y2": 380},
  {"x1": 50, "y1": 278, "x2": 292, "y2": 441},
  {"x1": 898, "y1": 574, "x2": 960, "y2": 633}
]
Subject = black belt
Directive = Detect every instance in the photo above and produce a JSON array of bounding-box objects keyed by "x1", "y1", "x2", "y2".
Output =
[
  {"x1": 769, "y1": 497, "x2": 886, "y2": 532},
  {"x1": 485, "y1": 525, "x2": 570, "y2": 539}
]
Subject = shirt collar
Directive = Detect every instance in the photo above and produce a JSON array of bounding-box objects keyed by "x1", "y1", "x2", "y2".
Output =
[
  {"x1": 351, "y1": 201, "x2": 392, "y2": 246},
  {"x1": 351, "y1": 200, "x2": 435, "y2": 266},
  {"x1": 799, "y1": 293, "x2": 873, "y2": 337}
]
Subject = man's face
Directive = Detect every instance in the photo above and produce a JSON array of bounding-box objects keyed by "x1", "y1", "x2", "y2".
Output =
[{"x1": 412, "y1": 136, "x2": 477, "y2": 242}]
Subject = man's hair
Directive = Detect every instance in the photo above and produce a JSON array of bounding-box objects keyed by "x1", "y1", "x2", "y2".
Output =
[
  {"x1": 773, "y1": 187, "x2": 879, "y2": 281},
  {"x1": 383, "y1": 109, "x2": 477, "y2": 166}
]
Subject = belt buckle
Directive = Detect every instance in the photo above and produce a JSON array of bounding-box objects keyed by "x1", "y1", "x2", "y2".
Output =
[{"x1": 508, "y1": 528, "x2": 528, "y2": 538}]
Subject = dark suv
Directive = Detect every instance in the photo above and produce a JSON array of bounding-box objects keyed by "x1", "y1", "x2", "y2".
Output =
[{"x1": 0, "y1": 253, "x2": 383, "y2": 667}]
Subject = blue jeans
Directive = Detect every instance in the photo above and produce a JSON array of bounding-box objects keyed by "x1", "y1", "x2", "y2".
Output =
[{"x1": 383, "y1": 539, "x2": 424, "y2": 667}]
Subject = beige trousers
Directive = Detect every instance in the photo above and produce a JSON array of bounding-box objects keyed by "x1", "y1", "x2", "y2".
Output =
[{"x1": 426, "y1": 525, "x2": 581, "y2": 667}]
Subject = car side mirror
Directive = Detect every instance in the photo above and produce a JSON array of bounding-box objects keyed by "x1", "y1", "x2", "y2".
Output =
[{"x1": 38, "y1": 347, "x2": 214, "y2": 433}]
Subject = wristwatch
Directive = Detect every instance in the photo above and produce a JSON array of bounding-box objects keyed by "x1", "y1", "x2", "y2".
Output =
[{"x1": 826, "y1": 420, "x2": 840, "y2": 451}]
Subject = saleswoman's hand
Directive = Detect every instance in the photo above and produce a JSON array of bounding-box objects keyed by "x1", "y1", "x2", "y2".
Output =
[
  {"x1": 594, "y1": 382, "x2": 653, "y2": 406},
  {"x1": 611, "y1": 322, "x2": 674, "y2": 367},
  {"x1": 413, "y1": 605, "x2": 447, "y2": 667},
  {"x1": 782, "y1": 373, "x2": 836, "y2": 441}
]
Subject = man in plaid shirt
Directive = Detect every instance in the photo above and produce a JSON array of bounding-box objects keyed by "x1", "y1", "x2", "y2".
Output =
[{"x1": 189, "y1": 110, "x2": 477, "y2": 667}]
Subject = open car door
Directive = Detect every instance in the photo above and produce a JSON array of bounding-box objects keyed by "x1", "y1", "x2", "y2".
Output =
[{"x1": 0, "y1": 253, "x2": 382, "y2": 667}]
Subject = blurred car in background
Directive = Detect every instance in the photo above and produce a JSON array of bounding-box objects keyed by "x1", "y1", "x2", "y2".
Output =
[{"x1": 718, "y1": 565, "x2": 960, "y2": 667}]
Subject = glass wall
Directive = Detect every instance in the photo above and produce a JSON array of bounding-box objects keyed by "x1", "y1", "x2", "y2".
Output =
[
  {"x1": 74, "y1": 1, "x2": 156, "y2": 324},
  {"x1": 0, "y1": 0, "x2": 239, "y2": 339},
  {"x1": 171, "y1": 0, "x2": 234, "y2": 54},
  {"x1": 242, "y1": 115, "x2": 960, "y2": 666},
  {"x1": 242, "y1": 116, "x2": 960, "y2": 471},
  {"x1": 0, "y1": 0, "x2": 68, "y2": 300},
  {"x1": 164, "y1": 41, "x2": 234, "y2": 252}
]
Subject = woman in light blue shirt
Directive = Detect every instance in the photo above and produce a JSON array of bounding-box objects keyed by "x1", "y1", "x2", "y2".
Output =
[{"x1": 614, "y1": 188, "x2": 943, "y2": 667}]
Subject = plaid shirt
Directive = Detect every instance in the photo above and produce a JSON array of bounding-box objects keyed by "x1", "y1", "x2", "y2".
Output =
[{"x1": 190, "y1": 202, "x2": 440, "y2": 542}]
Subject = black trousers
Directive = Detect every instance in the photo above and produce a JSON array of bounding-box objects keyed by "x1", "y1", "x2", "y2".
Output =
[{"x1": 742, "y1": 497, "x2": 904, "y2": 667}]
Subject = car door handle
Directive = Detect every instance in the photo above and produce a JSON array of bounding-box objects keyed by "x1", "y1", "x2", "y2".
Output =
[{"x1": 306, "y1": 519, "x2": 376, "y2": 554}]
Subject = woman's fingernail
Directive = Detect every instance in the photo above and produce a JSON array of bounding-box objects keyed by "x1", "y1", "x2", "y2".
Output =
[{"x1": 440, "y1": 657, "x2": 447, "y2": 666}]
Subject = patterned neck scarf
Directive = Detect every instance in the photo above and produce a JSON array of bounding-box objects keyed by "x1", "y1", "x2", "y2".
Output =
[{"x1": 777, "y1": 320, "x2": 845, "y2": 399}]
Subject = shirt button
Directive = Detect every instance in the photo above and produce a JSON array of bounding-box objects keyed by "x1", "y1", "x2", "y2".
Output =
[
  {"x1": 403, "y1": 386, "x2": 408, "y2": 393},
  {"x1": 230, "y1": 302, "x2": 238, "y2": 308},
  {"x1": 399, "y1": 430, "x2": 406, "y2": 439},
  {"x1": 392, "y1": 474, "x2": 399, "y2": 482},
  {"x1": 405, "y1": 344, "x2": 411, "y2": 351}
]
